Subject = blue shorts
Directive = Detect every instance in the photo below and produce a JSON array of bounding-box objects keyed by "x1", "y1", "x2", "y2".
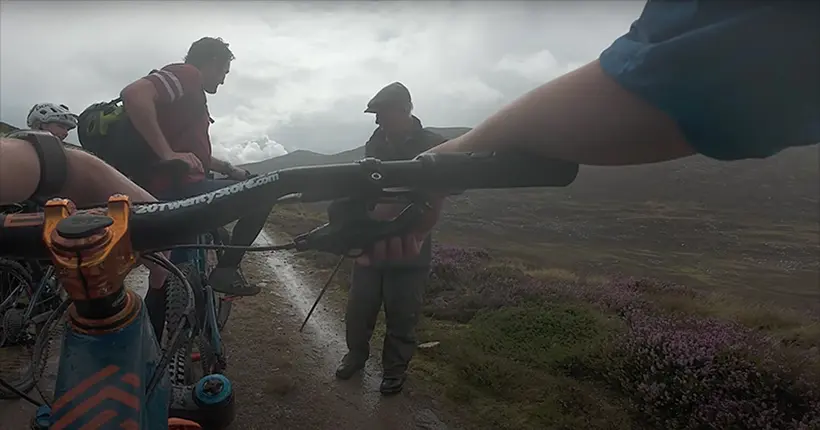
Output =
[
  {"x1": 155, "y1": 178, "x2": 238, "y2": 201},
  {"x1": 156, "y1": 178, "x2": 238, "y2": 265},
  {"x1": 600, "y1": 1, "x2": 820, "y2": 160}
]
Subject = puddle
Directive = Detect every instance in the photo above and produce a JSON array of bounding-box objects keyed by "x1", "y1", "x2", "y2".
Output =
[
  {"x1": 254, "y1": 230, "x2": 385, "y2": 412},
  {"x1": 128, "y1": 266, "x2": 150, "y2": 298}
]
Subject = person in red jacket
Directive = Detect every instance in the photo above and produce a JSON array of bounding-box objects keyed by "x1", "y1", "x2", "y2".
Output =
[{"x1": 119, "y1": 37, "x2": 269, "y2": 338}]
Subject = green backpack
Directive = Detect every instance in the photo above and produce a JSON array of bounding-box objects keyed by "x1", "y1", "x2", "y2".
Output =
[{"x1": 77, "y1": 97, "x2": 159, "y2": 182}]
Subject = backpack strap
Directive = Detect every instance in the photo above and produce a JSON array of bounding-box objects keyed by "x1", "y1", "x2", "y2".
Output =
[{"x1": 7, "y1": 130, "x2": 68, "y2": 203}]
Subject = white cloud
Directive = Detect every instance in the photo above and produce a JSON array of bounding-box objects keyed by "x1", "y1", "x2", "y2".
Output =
[
  {"x1": 0, "y1": 1, "x2": 642, "y2": 164},
  {"x1": 496, "y1": 49, "x2": 586, "y2": 82},
  {"x1": 212, "y1": 135, "x2": 287, "y2": 165}
]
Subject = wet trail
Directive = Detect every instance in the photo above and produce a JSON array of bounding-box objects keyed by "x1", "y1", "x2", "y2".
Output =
[
  {"x1": 208, "y1": 229, "x2": 450, "y2": 429},
  {"x1": 0, "y1": 229, "x2": 449, "y2": 429}
]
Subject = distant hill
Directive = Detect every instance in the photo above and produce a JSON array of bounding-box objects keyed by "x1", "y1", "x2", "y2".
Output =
[
  {"x1": 241, "y1": 126, "x2": 471, "y2": 174},
  {"x1": 0, "y1": 120, "x2": 81, "y2": 146},
  {"x1": 242, "y1": 125, "x2": 818, "y2": 222},
  {"x1": 0, "y1": 121, "x2": 20, "y2": 136}
]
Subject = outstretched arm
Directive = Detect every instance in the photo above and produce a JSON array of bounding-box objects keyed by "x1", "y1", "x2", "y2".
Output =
[
  {"x1": 356, "y1": 60, "x2": 694, "y2": 266},
  {"x1": 430, "y1": 60, "x2": 695, "y2": 165}
]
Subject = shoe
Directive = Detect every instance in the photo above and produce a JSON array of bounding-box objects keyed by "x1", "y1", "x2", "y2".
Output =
[
  {"x1": 208, "y1": 267, "x2": 261, "y2": 297},
  {"x1": 379, "y1": 374, "x2": 406, "y2": 395},
  {"x1": 335, "y1": 357, "x2": 366, "y2": 380}
]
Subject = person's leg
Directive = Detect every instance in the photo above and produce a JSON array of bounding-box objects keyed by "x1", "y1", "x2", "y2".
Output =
[
  {"x1": 144, "y1": 286, "x2": 166, "y2": 342},
  {"x1": 164, "y1": 178, "x2": 270, "y2": 296},
  {"x1": 336, "y1": 264, "x2": 384, "y2": 380},
  {"x1": 207, "y1": 203, "x2": 271, "y2": 296},
  {"x1": 380, "y1": 266, "x2": 429, "y2": 394}
]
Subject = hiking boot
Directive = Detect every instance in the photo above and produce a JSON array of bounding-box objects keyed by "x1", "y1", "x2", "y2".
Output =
[
  {"x1": 208, "y1": 267, "x2": 261, "y2": 297},
  {"x1": 379, "y1": 374, "x2": 407, "y2": 395},
  {"x1": 335, "y1": 356, "x2": 366, "y2": 380}
]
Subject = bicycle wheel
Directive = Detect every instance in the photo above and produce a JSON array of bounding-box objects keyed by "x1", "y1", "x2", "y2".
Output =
[
  {"x1": 0, "y1": 299, "x2": 68, "y2": 400},
  {"x1": 0, "y1": 258, "x2": 37, "y2": 397},
  {"x1": 0, "y1": 258, "x2": 33, "y2": 316},
  {"x1": 211, "y1": 228, "x2": 234, "y2": 331},
  {"x1": 163, "y1": 262, "x2": 198, "y2": 386},
  {"x1": 215, "y1": 296, "x2": 233, "y2": 331}
]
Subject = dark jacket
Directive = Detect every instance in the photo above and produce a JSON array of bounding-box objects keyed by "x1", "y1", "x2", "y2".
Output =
[{"x1": 363, "y1": 116, "x2": 447, "y2": 269}]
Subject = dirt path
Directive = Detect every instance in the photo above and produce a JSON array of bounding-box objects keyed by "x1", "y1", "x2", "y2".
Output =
[
  {"x1": 1, "y1": 231, "x2": 451, "y2": 429},
  {"x1": 222, "y1": 229, "x2": 450, "y2": 429}
]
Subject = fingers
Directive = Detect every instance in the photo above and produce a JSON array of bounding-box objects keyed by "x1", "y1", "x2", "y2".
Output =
[
  {"x1": 189, "y1": 155, "x2": 205, "y2": 174},
  {"x1": 355, "y1": 196, "x2": 444, "y2": 266},
  {"x1": 355, "y1": 235, "x2": 423, "y2": 266},
  {"x1": 404, "y1": 233, "x2": 422, "y2": 257}
]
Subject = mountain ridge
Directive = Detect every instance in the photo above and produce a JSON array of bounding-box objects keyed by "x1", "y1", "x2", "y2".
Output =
[
  {"x1": 241, "y1": 125, "x2": 818, "y2": 222},
  {"x1": 240, "y1": 126, "x2": 470, "y2": 173}
]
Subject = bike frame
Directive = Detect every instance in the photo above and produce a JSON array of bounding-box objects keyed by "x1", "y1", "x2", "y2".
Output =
[
  {"x1": 0, "y1": 151, "x2": 578, "y2": 430},
  {"x1": 37, "y1": 198, "x2": 175, "y2": 429},
  {"x1": 175, "y1": 232, "x2": 228, "y2": 371}
]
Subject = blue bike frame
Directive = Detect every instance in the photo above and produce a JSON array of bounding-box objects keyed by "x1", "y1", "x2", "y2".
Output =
[
  {"x1": 172, "y1": 233, "x2": 225, "y2": 364},
  {"x1": 34, "y1": 295, "x2": 170, "y2": 429}
]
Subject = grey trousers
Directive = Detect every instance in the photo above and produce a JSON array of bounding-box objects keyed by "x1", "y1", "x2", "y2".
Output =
[{"x1": 344, "y1": 263, "x2": 429, "y2": 377}]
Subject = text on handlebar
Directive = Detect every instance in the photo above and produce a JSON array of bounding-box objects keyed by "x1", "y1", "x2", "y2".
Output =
[{"x1": 133, "y1": 172, "x2": 280, "y2": 214}]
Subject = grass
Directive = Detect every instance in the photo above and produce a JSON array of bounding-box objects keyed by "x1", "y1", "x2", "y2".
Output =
[
  {"x1": 266, "y1": 200, "x2": 820, "y2": 429},
  {"x1": 412, "y1": 313, "x2": 633, "y2": 430}
]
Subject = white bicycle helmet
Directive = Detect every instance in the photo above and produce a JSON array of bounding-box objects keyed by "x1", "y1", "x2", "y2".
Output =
[{"x1": 26, "y1": 103, "x2": 78, "y2": 130}]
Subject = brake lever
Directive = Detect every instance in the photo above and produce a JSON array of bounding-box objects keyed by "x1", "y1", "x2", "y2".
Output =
[{"x1": 292, "y1": 200, "x2": 430, "y2": 256}]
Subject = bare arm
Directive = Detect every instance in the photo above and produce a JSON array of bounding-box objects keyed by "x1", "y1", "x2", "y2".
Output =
[
  {"x1": 357, "y1": 61, "x2": 696, "y2": 266},
  {"x1": 0, "y1": 137, "x2": 155, "y2": 206},
  {"x1": 120, "y1": 79, "x2": 175, "y2": 160},
  {"x1": 210, "y1": 157, "x2": 234, "y2": 175},
  {"x1": 430, "y1": 60, "x2": 695, "y2": 166}
]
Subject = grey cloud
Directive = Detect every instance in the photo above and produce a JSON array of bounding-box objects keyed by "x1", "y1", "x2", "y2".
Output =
[{"x1": 1, "y1": 1, "x2": 643, "y2": 164}]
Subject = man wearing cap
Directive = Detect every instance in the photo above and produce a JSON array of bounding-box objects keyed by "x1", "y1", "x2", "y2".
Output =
[{"x1": 335, "y1": 82, "x2": 447, "y2": 395}]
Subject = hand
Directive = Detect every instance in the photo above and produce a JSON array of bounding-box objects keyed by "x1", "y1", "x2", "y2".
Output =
[
  {"x1": 355, "y1": 196, "x2": 445, "y2": 266},
  {"x1": 164, "y1": 151, "x2": 204, "y2": 174},
  {"x1": 225, "y1": 165, "x2": 251, "y2": 180}
]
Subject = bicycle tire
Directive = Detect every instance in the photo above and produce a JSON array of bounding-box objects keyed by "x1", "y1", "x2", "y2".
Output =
[
  {"x1": 163, "y1": 262, "x2": 198, "y2": 386},
  {"x1": 210, "y1": 227, "x2": 233, "y2": 331},
  {"x1": 0, "y1": 258, "x2": 37, "y2": 398},
  {"x1": 216, "y1": 297, "x2": 232, "y2": 331},
  {"x1": 0, "y1": 299, "x2": 68, "y2": 399},
  {"x1": 0, "y1": 258, "x2": 34, "y2": 313}
]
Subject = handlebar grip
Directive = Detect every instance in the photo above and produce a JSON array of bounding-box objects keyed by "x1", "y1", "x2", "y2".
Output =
[{"x1": 413, "y1": 151, "x2": 578, "y2": 190}]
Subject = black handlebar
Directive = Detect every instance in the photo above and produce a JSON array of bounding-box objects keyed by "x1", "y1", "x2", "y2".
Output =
[{"x1": 0, "y1": 151, "x2": 578, "y2": 259}]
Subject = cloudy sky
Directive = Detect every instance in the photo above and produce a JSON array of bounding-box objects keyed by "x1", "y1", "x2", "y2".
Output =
[{"x1": 0, "y1": 1, "x2": 642, "y2": 164}]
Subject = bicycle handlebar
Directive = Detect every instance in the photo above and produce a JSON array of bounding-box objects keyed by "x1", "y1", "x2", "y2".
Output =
[{"x1": 0, "y1": 151, "x2": 578, "y2": 259}]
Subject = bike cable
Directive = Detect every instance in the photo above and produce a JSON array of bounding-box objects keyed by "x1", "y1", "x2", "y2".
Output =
[
  {"x1": 149, "y1": 243, "x2": 296, "y2": 254},
  {"x1": 0, "y1": 376, "x2": 43, "y2": 407}
]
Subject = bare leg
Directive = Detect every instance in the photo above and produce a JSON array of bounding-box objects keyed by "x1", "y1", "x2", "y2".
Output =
[{"x1": 0, "y1": 137, "x2": 169, "y2": 289}]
